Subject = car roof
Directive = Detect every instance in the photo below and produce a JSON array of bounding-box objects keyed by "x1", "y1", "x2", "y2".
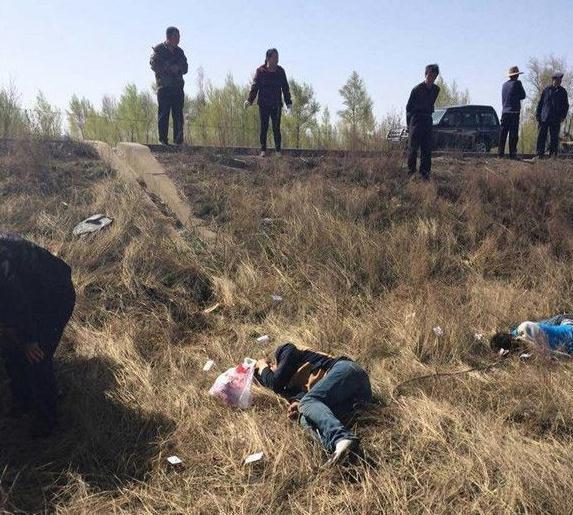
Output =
[{"x1": 439, "y1": 105, "x2": 495, "y2": 110}]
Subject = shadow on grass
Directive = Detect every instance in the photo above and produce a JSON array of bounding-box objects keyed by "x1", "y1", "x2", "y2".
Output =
[{"x1": 0, "y1": 354, "x2": 174, "y2": 513}]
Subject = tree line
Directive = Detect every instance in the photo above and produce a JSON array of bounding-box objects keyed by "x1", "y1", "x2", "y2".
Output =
[{"x1": 0, "y1": 55, "x2": 570, "y2": 152}]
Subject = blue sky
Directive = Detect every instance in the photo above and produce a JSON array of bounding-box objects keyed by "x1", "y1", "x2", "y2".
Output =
[{"x1": 1, "y1": 0, "x2": 571, "y2": 122}]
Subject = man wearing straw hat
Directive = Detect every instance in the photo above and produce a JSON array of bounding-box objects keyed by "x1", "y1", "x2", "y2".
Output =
[
  {"x1": 536, "y1": 72, "x2": 570, "y2": 158},
  {"x1": 498, "y1": 66, "x2": 526, "y2": 159}
]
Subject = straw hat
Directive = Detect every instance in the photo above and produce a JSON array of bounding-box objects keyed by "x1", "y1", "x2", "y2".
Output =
[{"x1": 508, "y1": 66, "x2": 523, "y2": 77}]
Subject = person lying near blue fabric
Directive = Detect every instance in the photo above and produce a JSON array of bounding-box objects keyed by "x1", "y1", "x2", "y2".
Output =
[
  {"x1": 490, "y1": 314, "x2": 573, "y2": 356},
  {"x1": 255, "y1": 342, "x2": 372, "y2": 467}
]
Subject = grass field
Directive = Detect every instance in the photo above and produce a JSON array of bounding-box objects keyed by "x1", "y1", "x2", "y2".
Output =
[{"x1": 2, "y1": 140, "x2": 573, "y2": 513}]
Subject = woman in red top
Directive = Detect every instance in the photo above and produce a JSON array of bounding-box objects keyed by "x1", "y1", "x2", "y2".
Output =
[{"x1": 245, "y1": 48, "x2": 292, "y2": 157}]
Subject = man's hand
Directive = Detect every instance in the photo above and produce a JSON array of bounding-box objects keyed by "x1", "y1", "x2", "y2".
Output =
[
  {"x1": 287, "y1": 401, "x2": 300, "y2": 420},
  {"x1": 256, "y1": 358, "x2": 269, "y2": 374},
  {"x1": 286, "y1": 104, "x2": 293, "y2": 114},
  {"x1": 244, "y1": 100, "x2": 251, "y2": 109},
  {"x1": 25, "y1": 343, "x2": 45, "y2": 364}
]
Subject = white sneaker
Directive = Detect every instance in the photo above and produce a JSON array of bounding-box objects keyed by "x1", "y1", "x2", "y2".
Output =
[
  {"x1": 275, "y1": 151, "x2": 282, "y2": 157},
  {"x1": 323, "y1": 438, "x2": 355, "y2": 468},
  {"x1": 259, "y1": 151, "x2": 267, "y2": 158}
]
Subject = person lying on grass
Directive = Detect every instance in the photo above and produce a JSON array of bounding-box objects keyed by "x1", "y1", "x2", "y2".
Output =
[
  {"x1": 255, "y1": 342, "x2": 372, "y2": 467},
  {"x1": 490, "y1": 314, "x2": 573, "y2": 357}
]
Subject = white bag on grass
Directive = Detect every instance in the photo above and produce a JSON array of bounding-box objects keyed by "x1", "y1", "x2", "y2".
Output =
[{"x1": 209, "y1": 360, "x2": 255, "y2": 409}]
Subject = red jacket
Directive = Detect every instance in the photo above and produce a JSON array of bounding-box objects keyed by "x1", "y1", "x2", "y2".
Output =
[{"x1": 247, "y1": 65, "x2": 292, "y2": 107}]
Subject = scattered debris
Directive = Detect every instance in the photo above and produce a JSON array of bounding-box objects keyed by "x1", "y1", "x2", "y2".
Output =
[
  {"x1": 433, "y1": 326, "x2": 444, "y2": 337},
  {"x1": 499, "y1": 348, "x2": 510, "y2": 357},
  {"x1": 474, "y1": 333, "x2": 485, "y2": 342},
  {"x1": 520, "y1": 353, "x2": 532, "y2": 360},
  {"x1": 271, "y1": 294, "x2": 283, "y2": 302},
  {"x1": 167, "y1": 455, "x2": 183, "y2": 465},
  {"x1": 243, "y1": 357, "x2": 256, "y2": 367},
  {"x1": 203, "y1": 303, "x2": 221, "y2": 314},
  {"x1": 244, "y1": 452, "x2": 264, "y2": 465},
  {"x1": 73, "y1": 214, "x2": 113, "y2": 236},
  {"x1": 256, "y1": 335, "x2": 270, "y2": 344},
  {"x1": 261, "y1": 218, "x2": 274, "y2": 224},
  {"x1": 203, "y1": 360, "x2": 215, "y2": 372}
]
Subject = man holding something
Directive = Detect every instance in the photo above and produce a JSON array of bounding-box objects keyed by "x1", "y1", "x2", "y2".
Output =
[{"x1": 150, "y1": 26, "x2": 188, "y2": 146}]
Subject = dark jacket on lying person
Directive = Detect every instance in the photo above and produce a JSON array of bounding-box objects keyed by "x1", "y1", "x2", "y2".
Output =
[
  {"x1": 257, "y1": 342, "x2": 350, "y2": 401},
  {"x1": 0, "y1": 232, "x2": 75, "y2": 347}
]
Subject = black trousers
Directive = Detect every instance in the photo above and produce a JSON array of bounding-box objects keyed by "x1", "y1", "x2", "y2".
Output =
[
  {"x1": 259, "y1": 104, "x2": 282, "y2": 151},
  {"x1": 498, "y1": 113, "x2": 520, "y2": 157},
  {"x1": 537, "y1": 122, "x2": 561, "y2": 157},
  {"x1": 157, "y1": 86, "x2": 185, "y2": 144},
  {"x1": 1, "y1": 286, "x2": 75, "y2": 425},
  {"x1": 407, "y1": 117, "x2": 433, "y2": 177}
]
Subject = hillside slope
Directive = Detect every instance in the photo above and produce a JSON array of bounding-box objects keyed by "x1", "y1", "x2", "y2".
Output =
[{"x1": 3, "y1": 142, "x2": 573, "y2": 513}]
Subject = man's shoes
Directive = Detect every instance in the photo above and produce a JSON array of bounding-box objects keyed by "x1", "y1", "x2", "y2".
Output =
[
  {"x1": 275, "y1": 151, "x2": 282, "y2": 157},
  {"x1": 159, "y1": 141, "x2": 171, "y2": 146},
  {"x1": 323, "y1": 438, "x2": 357, "y2": 468},
  {"x1": 259, "y1": 151, "x2": 267, "y2": 158}
]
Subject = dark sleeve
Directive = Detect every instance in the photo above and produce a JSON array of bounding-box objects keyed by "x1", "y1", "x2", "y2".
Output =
[
  {"x1": 562, "y1": 90, "x2": 569, "y2": 119},
  {"x1": 517, "y1": 81, "x2": 526, "y2": 100},
  {"x1": 406, "y1": 88, "x2": 416, "y2": 126},
  {"x1": 536, "y1": 90, "x2": 544, "y2": 120},
  {"x1": 178, "y1": 49, "x2": 188, "y2": 75},
  {"x1": 150, "y1": 48, "x2": 167, "y2": 74},
  {"x1": 282, "y1": 69, "x2": 292, "y2": 106},
  {"x1": 433, "y1": 85, "x2": 440, "y2": 104},
  {"x1": 257, "y1": 344, "x2": 299, "y2": 394},
  {"x1": 247, "y1": 68, "x2": 260, "y2": 104}
]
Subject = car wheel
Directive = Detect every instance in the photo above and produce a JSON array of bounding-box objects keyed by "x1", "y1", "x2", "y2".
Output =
[{"x1": 475, "y1": 139, "x2": 489, "y2": 153}]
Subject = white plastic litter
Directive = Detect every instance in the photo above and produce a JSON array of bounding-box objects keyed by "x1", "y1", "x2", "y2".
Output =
[
  {"x1": 203, "y1": 360, "x2": 215, "y2": 372},
  {"x1": 167, "y1": 456, "x2": 182, "y2": 465},
  {"x1": 244, "y1": 452, "x2": 264, "y2": 465},
  {"x1": 519, "y1": 353, "x2": 532, "y2": 360},
  {"x1": 433, "y1": 326, "x2": 444, "y2": 337},
  {"x1": 474, "y1": 333, "x2": 485, "y2": 342},
  {"x1": 209, "y1": 360, "x2": 255, "y2": 408},
  {"x1": 271, "y1": 295, "x2": 283, "y2": 302},
  {"x1": 73, "y1": 214, "x2": 113, "y2": 236},
  {"x1": 499, "y1": 348, "x2": 510, "y2": 357},
  {"x1": 256, "y1": 335, "x2": 270, "y2": 344}
]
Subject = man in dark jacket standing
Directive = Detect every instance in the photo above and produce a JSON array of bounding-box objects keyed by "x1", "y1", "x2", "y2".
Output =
[
  {"x1": 0, "y1": 233, "x2": 75, "y2": 438},
  {"x1": 150, "y1": 27, "x2": 188, "y2": 145},
  {"x1": 406, "y1": 64, "x2": 441, "y2": 180},
  {"x1": 498, "y1": 66, "x2": 526, "y2": 159},
  {"x1": 244, "y1": 48, "x2": 292, "y2": 157},
  {"x1": 536, "y1": 72, "x2": 570, "y2": 158}
]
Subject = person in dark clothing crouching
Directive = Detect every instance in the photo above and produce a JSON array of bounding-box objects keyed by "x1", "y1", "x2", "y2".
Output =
[
  {"x1": 244, "y1": 48, "x2": 292, "y2": 157},
  {"x1": 255, "y1": 342, "x2": 372, "y2": 467},
  {"x1": 498, "y1": 66, "x2": 526, "y2": 159},
  {"x1": 0, "y1": 233, "x2": 75, "y2": 438},
  {"x1": 406, "y1": 64, "x2": 441, "y2": 180},
  {"x1": 150, "y1": 26, "x2": 189, "y2": 145}
]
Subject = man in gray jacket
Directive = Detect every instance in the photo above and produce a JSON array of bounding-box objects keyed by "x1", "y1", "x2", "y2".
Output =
[{"x1": 150, "y1": 27, "x2": 188, "y2": 145}]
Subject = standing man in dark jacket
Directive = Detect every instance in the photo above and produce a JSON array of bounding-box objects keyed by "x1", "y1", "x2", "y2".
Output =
[
  {"x1": 255, "y1": 342, "x2": 372, "y2": 467},
  {"x1": 498, "y1": 66, "x2": 526, "y2": 159},
  {"x1": 150, "y1": 27, "x2": 188, "y2": 146},
  {"x1": 536, "y1": 72, "x2": 570, "y2": 158},
  {"x1": 406, "y1": 64, "x2": 441, "y2": 180},
  {"x1": 0, "y1": 233, "x2": 75, "y2": 438},
  {"x1": 244, "y1": 48, "x2": 292, "y2": 157}
]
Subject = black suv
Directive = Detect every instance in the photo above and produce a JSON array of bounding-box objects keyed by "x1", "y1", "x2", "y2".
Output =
[{"x1": 388, "y1": 105, "x2": 501, "y2": 152}]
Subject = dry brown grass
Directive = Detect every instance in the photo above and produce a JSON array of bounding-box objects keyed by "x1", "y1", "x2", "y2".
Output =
[{"x1": 3, "y1": 141, "x2": 573, "y2": 513}]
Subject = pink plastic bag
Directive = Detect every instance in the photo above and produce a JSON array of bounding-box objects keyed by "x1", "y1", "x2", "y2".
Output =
[{"x1": 209, "y1": 362, "x2": 255, "y2": 409}]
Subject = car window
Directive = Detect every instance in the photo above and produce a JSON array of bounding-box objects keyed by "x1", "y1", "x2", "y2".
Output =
[
  {"x1": 432, "y1": 109, "x2": 446, "y2": 125},
  {"x1": 440, "y1": 110, "x2": 461, "y2": 127},
  {"x1": 461, "y1": 111, "x2": 479, "y2": 127},
  {"x1": 479, "y1": 111, "x2": 498, "y2": 127}
]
